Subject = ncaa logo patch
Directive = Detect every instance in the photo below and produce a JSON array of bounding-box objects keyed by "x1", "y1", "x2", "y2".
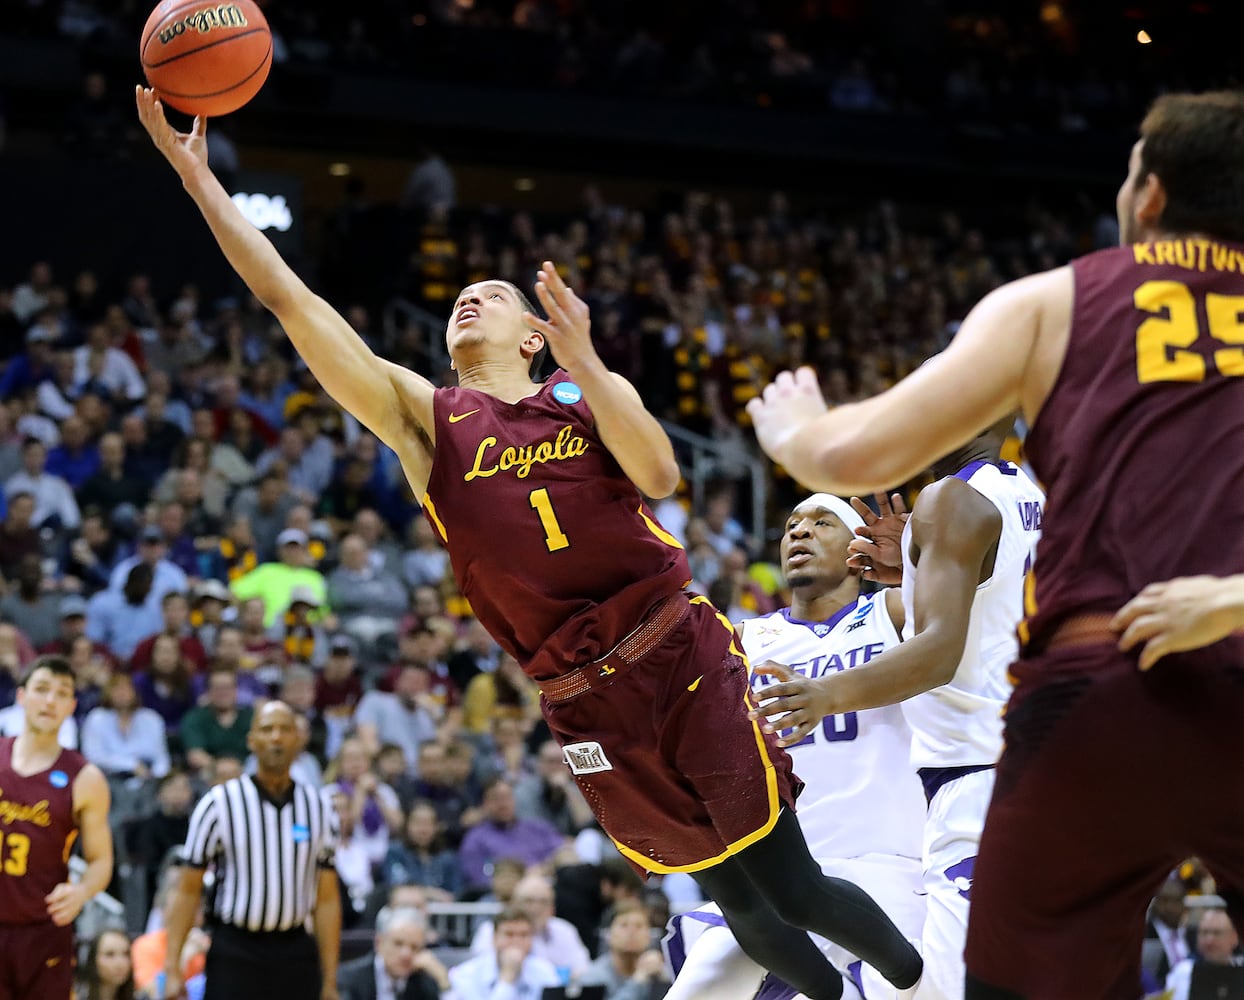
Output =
[
  {"x1": 292, "y1": 824, "x2": 310, "y2": 843},
  {"x1": 49, "y1": 770, "x2": 69, "y2": 788},
  {"x1": 552, "y1": 382, "x2": 583, "y2": 405},
  {"x1": 944, "y1": 856, "x2": 976, "y2": 899},
  {"x1": 562, "y1": 741, "x2": 613, "y2": 775}
]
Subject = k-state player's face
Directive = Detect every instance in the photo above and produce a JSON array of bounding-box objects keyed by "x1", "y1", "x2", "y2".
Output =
[{"x1": 781, "y1": 503, "x2": 855, "y2": 590}]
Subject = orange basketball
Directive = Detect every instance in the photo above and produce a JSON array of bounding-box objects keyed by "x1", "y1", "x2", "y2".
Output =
[{"x1": 140, "y1": 0, "x2": 272, "y2": 118}]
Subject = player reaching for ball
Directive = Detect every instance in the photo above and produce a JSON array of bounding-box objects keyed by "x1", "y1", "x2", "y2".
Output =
[{"x1": 135, "y1": 90, "x2": 922, "y2": 1000}]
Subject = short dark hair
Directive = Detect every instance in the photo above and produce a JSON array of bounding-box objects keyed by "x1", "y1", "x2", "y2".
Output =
[
  {"x1": 497, "y1": 281, "x2": 548, "y2": 381},
  {"x1": 1139, "y1": 90, "x2": 1244, "y2": 242},
  {"x1": 19, "y1": 654, "x2": 75, "y2": 688},
  {"x1": 494, "y1": 906, "x2": 533, "y2": 930}
]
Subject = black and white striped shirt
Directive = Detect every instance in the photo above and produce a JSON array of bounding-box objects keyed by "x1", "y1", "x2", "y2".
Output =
[{"x1": 182, "y1": 775, "x2": 337, "y2": 932}]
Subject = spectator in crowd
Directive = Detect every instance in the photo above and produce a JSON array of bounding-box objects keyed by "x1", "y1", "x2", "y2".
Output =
[
  {"x1": 190, "y1": 578, "x2": 231, "y2": 655},
  {"x1": 45, "y1": 413, "x2": 100, "y2": 488},
  {"x1": 381, "y1": 801, "x2": 463, "y2": 899},
  {"x1": 578, "y1": 901, "x2": 672, "y2": 1000},
  {"x1": 127, "y1": 771, "x2": 194, "y2": 912},
  {"x1": 459, "y1": 779, "x2": 567, "y2": 894},
  {"x1": 66, "y1": 633, "x2": 110, "y2": 723},
  {"x1": 180, "y1": 665, "x2": 254, "y2": 775},
  {"x1": 86, "y1": 562, "x2": 164, "y2": 661},
  {"x1": 118, "y1": 413, "x2": 166, "y2": 485},
  {"x1": 63, "y1": 511, "x2": 126, "y2": 593},
  {"x1": 81, "y1": 672, "x2": 171, "y2": 781},
  {"x1": 268, "y1": 583, "x2": 331, "y2": 667},
  {"x1": 352, "y1": 508, "x2": 404, "y2": 576},
  {"x1": 515, "y1": 739, "x2": 596, "y2": 837},
  {"x1": 402, "y1": 516, "x2": 450, "y2": 593},
  {"x1": 231, "y1": 527, "x2": 328, "y2": 626},
  {"x1": 1145, "y1": 877, "x2": 1195, "y2": 983},
  {"x1": 78, "y1": 432, "x2": 150, "y2": 514},
  {"x1": 5, "y1": 436, "x2": 80, "y2": 529},
  {"x1": 461, "y1": 652, "x2": 540, "y2": 736},
  {"x1": 0, "y1": 325, "x2": 58, "y2": 397},
  {"x1": 131, "y1": 632, "x2": 196, "y2": 733},
  {"x1": 471, "y1": 872, "x2": 591, "y2": 980},
  {"x1": 355, "y1": 662, "x2": 439, "y2": 768},
  {"x1": 447, "y1": 908, "x2": 561, "y2": 1000},
  {"x1": 318, "y1": 458, "x2": 378, "y2": 533},
  {"x1": 276, "y1": 663, "x2": 328, "y2": 767},
  {"x1": 1166, "y1": 908, "x2": 1244, "y2": 1000},
  {"x1": 332, "y1": 787, "x2": 377, "y2": 922},
  {"x1": 337, "y1": 905, "x2": 449, "y2": 1000},
  {"x1": 131, "y1": 864, "x2": 209, "y2": 993},
  {"x1": 316, "y1": 632, "x2": 364, "y2": 722},
  {"x1": 331, "y1": 735, "x2": 404, "y2": 869},
  {"x1": 478, "y1": 715, "x2": 535, "y2": 787},
  {"x1": 74, "y1": 321, "x2": 146, "y2": 402},
  {"x1": 208, "y1": 514, "x2": 259, "y2": 584},
  {"x1": 327, "y1": 532, "x2": 409, "y2": 625},
  {"x1": 109, "y1": 525, "x2": 189, "y2": 604},
  {"x1": 0, "y1": 622, "x2": 36, "y2": 707},
  {"x1": 446, "y1": 618, "x2": 499, "y2": 691},
  {"x1": 230, "y1": 472, "x2": 296, "y2": 561},
  {"x1": 0, "y1": 552, "x2": 62, "y2": 648},
  {"x1": 0, "y1": 490, "x2": 41, "y2": 581},
  {"x1": 255, "y1": 425, "x2": 334, "y2": 501},
  {"x1": 375, "y1": 743, "x2": 419, "y2": 812},
  {"x1": 77, "y1": 927, "x2": 137, "y2": 1000},
  {"x1": 410, "y1": 741, "x2": 476, "y2": 845},
  {"x1": 38, "y1": 594, "x2": 110, "y2": 661},
  {"x1": 129, "y1": 590, "x2": 208, "y2": 674},
  {"x1": 211, "y1": 624, "x2": 274, "y2": 704}
]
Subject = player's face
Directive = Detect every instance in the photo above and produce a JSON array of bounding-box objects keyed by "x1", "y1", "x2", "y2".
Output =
[
  {"x1": 780, "y1": 504, "x2": 854, "y2": 590},
  {"x1": 17, "y1": 668, "x2": 76, "y2": 735},
  {"x1": 446, "y1": 281, "x2": 531, "y2": 358}
]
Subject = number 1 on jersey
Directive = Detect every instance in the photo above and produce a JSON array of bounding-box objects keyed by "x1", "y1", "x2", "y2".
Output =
[{"x1": 529, "y1": 488, "x2": 570, "y2": 552}]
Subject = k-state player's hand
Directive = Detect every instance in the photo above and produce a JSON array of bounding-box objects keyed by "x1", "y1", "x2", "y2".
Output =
[
  {"x1": 749, "y1": 661, "x2": 835, "y2": 748},
  {"x1": 846, "y1": 491, "x2": 909, "y2": 584}
]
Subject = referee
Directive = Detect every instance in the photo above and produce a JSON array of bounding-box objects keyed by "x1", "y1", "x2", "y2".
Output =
[{"x1": 162, "y1": 701, "x2": 341, "y2": 1000}]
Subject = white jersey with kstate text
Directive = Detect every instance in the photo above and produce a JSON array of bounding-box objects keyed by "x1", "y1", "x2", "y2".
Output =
[
  {"x1": 744, "y1": 594, "x2": 925, "y2": 863},
  {"x1": 900, "y1": 459, "x2": 1045, "y2": 770}
]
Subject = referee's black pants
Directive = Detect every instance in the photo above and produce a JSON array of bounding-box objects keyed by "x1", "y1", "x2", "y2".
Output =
[{"x1": 203, "y1": 924, "x2": 321, "y2": 1000}]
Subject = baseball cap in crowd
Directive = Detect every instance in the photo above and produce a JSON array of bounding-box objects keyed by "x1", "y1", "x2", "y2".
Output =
[
  {"x1": 194, "y1": 580, "x2": 231, "y2": 605},
  {"x1": 140, "y1": 525, "x2": 165, "y2": 544},
  {"x1": 328, "y1": 634, "x2": 357, "y2": 657},
  {"x1": 287, "y1": 585, "x2": 320, "y2": 609},
  {"x1": 59, "y1": 595, "x2": 88, "y2": 619},
  {"x1": 277, "y1": 528, "x2": 309, "y2": 548}
]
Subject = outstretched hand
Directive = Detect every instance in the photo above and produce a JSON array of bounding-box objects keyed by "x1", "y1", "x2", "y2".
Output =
[
  {"x1": 1112, "y1": 575, "x2": 1244, "y2": 671},
  {"x1": 524, "y1": 261, "x2": 595, "y2": 372},
  {"x1": 135, "y1": 86, "x2": 208, "y2": 178},
  {"x1": 846, "y1": 491, "x2": 909, "y2": 584},
  {"x1": 748, "y1": 661, "x2": 833, "y2": 748},
  {"x1": 746, "y1": 367, "x2": 829, "y2": 467}
]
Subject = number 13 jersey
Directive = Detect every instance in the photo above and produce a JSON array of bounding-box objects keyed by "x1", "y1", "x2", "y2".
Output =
[{"x1": 424, "y1": 370, "x2": 692, "y2": 682}]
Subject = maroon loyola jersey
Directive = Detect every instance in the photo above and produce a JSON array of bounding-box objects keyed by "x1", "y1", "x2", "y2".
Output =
[
  {"x1": 0, "y1": 736, "x2": 85, "y2": 925},
  {"x1": 424, "y1": 370, "x2": 692, "y2": 681},
  {"x1": 1023, "y1": 239, "x2": 1244, "y2": 664}
]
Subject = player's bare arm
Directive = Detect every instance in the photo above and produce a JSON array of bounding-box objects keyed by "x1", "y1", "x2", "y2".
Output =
[
  {"x1": 1113, "y1": 574, "x2": 1244, "y2": 671},
  {"x1": 313, "y1": 868, "x2": 342, "y2": 1000},
  {"x1": 747, "y1": 267, "x2": 1072, "y2": 494},
  {"x1": 134, "y1": 88, "x2": 437, "y2": 490},
  {"x1": 525, "y1": 262, "x2": 681, "y2": 499},
  {"x1": 162, "y1": 865, "x2": 206, "y2": 1000},
  {"x1": 46, "y1": 763, "x2": 112, "y2": 927},
  {"x1": 752, "y1": 478, "x2": 1000, "y2": 745}
]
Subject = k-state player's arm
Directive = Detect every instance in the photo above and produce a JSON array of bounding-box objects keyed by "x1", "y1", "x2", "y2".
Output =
[
  {"x1": 524, "y1": 262, "x2": 681, "y2": 499},
  {"x1": 748, "y1": 267, "x2": 1073, "y2": 494},
  {"x1": 753, "y1": 478, "x2": 1001, "y2": 746},
  {"x1": 135, "y1": 89, "x2": 436, "y2": 490},
  {"x1": 47, "y1": 763, "x2": 112, "y2": 926}
]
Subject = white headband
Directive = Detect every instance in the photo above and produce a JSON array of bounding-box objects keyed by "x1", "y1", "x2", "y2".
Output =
[{"x1": 796, "y1": 493, "x2": 866, "y2": 534}]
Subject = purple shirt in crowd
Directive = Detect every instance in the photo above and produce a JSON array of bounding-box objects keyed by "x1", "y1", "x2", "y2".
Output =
[{"x1": 458, "y1": 817, "x2": 565, "y2": 890}]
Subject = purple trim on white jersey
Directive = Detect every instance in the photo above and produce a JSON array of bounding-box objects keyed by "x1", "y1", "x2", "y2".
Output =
[
  {"x1": 955, "y1": 459, "x2": 1018, "y2": 481},
  {"x1": 779, "y1": 597, "x2": 861, "y2": 637},
  {"x1": 663, "y1": 909, "x2": 729, "y2": 976}
]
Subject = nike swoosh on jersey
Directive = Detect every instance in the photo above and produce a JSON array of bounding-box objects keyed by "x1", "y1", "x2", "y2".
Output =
[
  {"x1": 448, "y1": 409, "x2": 481, "y2": 423},
  {"x1": 687, "y1": 675, "x2": 703, "y2": 692}
]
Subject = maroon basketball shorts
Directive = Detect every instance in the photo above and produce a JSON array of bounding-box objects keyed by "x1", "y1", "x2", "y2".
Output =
[
  {"x1": 543, "y1": 595, "x2": 801, "y2": 875},
  {"x1": 0, "y1": 922, "x2": 74, "y2": 1000},
  {"x1": 966, "y1": 645, "x2": 1244, "y2": 999}
]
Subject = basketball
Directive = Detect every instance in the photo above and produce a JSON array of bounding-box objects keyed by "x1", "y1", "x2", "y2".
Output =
[{"x1": 140, "y1": 0, "x2": 272, "y2": 118}]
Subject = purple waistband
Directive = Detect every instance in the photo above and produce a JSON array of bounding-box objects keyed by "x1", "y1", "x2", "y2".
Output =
[{"x1": 918, "y1": 763, "x2": 993, "y2": 805}]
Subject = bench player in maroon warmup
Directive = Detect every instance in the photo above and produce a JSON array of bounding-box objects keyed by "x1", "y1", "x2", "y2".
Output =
[
  {"x1": 748, "y1": 91, "x2": 1244, "y2": 999},
  {"x1": 135, "y1": 89, "x2": 922, "y2": 1000},
  {"x1": 0, "y1": 656, "x2": 113, "y2": 1000}
]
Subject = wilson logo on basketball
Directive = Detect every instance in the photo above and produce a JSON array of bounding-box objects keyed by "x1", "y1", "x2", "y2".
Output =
[{"x1": 157, "y1": 3, "x2": 248, "y2": 44}]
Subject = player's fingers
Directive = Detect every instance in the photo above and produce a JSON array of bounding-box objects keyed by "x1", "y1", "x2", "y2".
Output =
[
  {"x1": 192, "y1": 114, "x2": 205, "y2": 138},
  {"x1": 891, "y1": 492, "x2": 908, "y2": 515},
  {"x1": 778, "y1": 714, "x2": 815, "y2": 747},
  {"x1": 522, "y1": 313, "x2": 558, "y2": 339},
  {"x1": 793, "y1": 366, "x2": 819, "y2": 392},
  {"x1": 847, "y1": 537, "x2": 877, "y2": 555},
  {"x1": 1111, "y1": 593, "x2": 1156, "y2": 632},
  {"x1": 532, "y1": 282, "x2": 570, "y2": 325},
  {"x1": 1117, "y1": 612, "x2": 1164, "y2": 653},
  {"x1": 1138, "y1": 634, "x2": 1174, "y2": 672},
  {"x1": 540, "y1": 261, "x2": 569, "y2": 295},
  {"x1": 753, "y1": 661, "x2": 797, "y2": 682},
  {"x1": 850, "y1": 496, "x2": 878, "y2": 524}
]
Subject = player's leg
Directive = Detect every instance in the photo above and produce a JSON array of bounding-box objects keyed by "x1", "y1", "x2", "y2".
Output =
[
  {"x1": 964, "y1": 662, "x2": 1179, "y2": 999},
  {"x1": 917, "y1": 769, "x2": 993, "y2": 1000},
  {"x1": 9, "y1": 924, "x2": 74, "y2": 1000},
  {"x1": 691, "y1": 850, "x2": 847, "y2": 1000},
  {"x1": 728, "y1": 809, "x2": 923, "y2": 991},
  {"x1": 663, "y1": 907, "x2": 768, "y2": 1000}
]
